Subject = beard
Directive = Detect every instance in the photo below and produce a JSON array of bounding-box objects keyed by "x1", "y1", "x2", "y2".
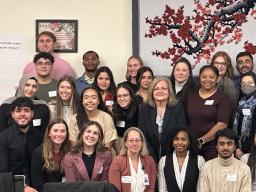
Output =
[{"x1": 14, "y1": 121, "x2": 31, "y2": 129}]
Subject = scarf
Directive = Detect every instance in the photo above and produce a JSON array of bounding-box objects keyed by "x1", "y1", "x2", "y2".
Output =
[{"x1": 233, "y1": 95, "x2": 256, "y2": 143}]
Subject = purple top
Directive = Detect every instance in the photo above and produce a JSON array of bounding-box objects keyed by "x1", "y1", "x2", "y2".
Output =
[{"x1": 185, "y1": 88, "x2": 231, "y2": 138}]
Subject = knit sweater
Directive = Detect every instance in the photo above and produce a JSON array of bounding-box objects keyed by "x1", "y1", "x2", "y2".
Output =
[{"x1": 199, "y1": 156, "x2": 251, "y2": 192}]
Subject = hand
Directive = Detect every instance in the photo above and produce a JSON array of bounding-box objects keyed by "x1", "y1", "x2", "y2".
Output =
[
  {"x1": 235, "y1": 148, "x2": 244, "y2": 159},
  {"x1": 24, "y1": 185, "x2": 38, "y2": 192}
]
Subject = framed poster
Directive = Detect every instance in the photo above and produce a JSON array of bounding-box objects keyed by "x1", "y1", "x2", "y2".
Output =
[{"x1": 36, "y1": 19, "x2": 78, "y2": 53}]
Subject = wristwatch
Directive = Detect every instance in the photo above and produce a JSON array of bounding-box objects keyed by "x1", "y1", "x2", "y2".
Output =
[{"x1": 197, "y1": 138, "x2": 205, "y2": 149}]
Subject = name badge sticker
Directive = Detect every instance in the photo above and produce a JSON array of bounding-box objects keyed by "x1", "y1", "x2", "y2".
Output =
[
  {"x1": 98, "y1": 166, "x2": 103, "y2": 174},
  {"x1": 48, "y1": 91, "x2": 57, "y2": 98},
  {"x1": 105, "y1": 100, "x2": 114, "y2": 106},
  {"x1": 33, "y1": 119, "x2": 41, "y2": 126},
  {"x1": 242, "y1": 109, "x2": 251, "y2": 116},
  {"x1": 121, "y1": 176, "x2": 132, "y2": 183},
  {"x1": 226, "y1": 174, "x2": 237, "y2": 182},
  {"x1": 116, "y1": 121, "x2": 125, "y2": 128},
  {"x1": 204, "y1": 100, "x2": 214, "y2": 105},
  {"x1": 143, "y1": 174, "x2": 149, "y2": 185}
]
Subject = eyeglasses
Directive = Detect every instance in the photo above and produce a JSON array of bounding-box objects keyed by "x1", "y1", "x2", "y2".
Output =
[
  {"x1": 213, "y1": 61, "x2": 227, "y2": 67},
  {"x1": 36, "y1": 61, "x2": 52, "y2": 67},
  {"x1": 117, "y1": 94, "x2": 130, "y2": 98},
  {"x1": 241, "y1": 82, "x2": 255, "y2": 86},
  {"x1": 127, "y1": 139, "x2": 142, "y2": 144}
]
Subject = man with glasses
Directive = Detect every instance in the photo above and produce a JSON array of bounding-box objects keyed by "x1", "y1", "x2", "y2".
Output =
[
  {"x1": 75, "y1": 50, "x2": 100, "y2": 95},
  {"x1": 235, "y1": 51, "x2": 256, "y2": 89},
  {"x1": 34, "y1": 52, "x2": 57, "y2": 102},
  {"x1": 23, "y1": 31, "x2": 76, "y2": 80}
]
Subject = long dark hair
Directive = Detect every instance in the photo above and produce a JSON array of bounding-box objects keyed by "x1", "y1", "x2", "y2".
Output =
[
  {"x1": 76, "y1": 87, "x2": 109, "y2": 130},
  {"x1": 92, "y1": 66, "x2": 116, "y2": 94},
  {"x1": 248, "y1": 143, "x2": 256, "y2": 182},
  {"x1": 112, "y1": 84, "x2": 138, "y2": 121}
]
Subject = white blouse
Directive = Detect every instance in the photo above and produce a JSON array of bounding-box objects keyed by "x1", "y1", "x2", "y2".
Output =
[
  {"x1": 129, "y1": 157, "x2": 146, "y2": 192},
  {"x1": 158, "y1": 151, "x2": 205, "y2": 192}
]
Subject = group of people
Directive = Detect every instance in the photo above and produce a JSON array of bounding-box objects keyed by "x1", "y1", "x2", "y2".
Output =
[{"x1": 0, "y1": 30, "x2": 256, "y2": 192}]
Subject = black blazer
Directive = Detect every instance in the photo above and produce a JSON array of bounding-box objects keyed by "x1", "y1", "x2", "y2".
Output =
[{"x1": 138, "y1": 102, "x2": 187, "y2": 162}]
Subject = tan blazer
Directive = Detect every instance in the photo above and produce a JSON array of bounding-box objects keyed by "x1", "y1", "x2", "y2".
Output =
[
  {"x1": 108, "y1": 155, "x2": 156, "y2": 192},
  {"x1": 64, "y1": 150, "x2": 112, "y2": 182}
]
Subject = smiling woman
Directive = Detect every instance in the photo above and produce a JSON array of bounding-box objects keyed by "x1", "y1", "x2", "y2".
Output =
[
  {"x1": 31, "y1": 118, "x2": 71, "y2": 192},
  {"x1": 48, "y1": 75, "x2": 79, "y2": 126},
  {"x1": 109, "y1": 127, "x2": 156, "y2": 192},
  {"x1": 0, "y1": 75, "x2": 50, "y2": 138},
  {"x1": 64, "y1": 121, "x2": 112, "y2": 182},
  {"x1": 158, "y1": 126, "x2": 205, "y2": 192},
  {"x1": 68, "y1": 87, "x2": 118, "y2": 151},
  {"x1": 184, "y1": 65, "x2": 232, "y2": 161}
]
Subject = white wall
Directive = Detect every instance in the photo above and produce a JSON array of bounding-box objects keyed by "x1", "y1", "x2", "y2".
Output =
[{"x1": 0, "y1": 0, "x2": 132, "y2": 83}]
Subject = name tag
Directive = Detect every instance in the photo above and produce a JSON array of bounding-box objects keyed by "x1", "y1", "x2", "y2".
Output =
[
  {"x1": 61, "y1": 177, "x2": 66, "y2": 182},
  {"x1": 116, "y1": 121, "x2": 125, "y2": 127},
  {"x1": 33, "y1": 119, "x2": 41, "y2": 126},
  {"x1": 204, "y1": 100, "x2": 214, "y2": 105},
  {"x1": 226, "y1": 174, "x2": 237, "y2": 182},
  {"x1": 143, "y1": 174, "x2": 149, "y2": 185},
  {"x1": 48, "y1": 91, "x2": 57, "y2": 97},
  {"x1": 105, "y1": 100, "x2": 113, "y2": 106},
  {"x1": 121, "y1": 176, "x2": 132, "y2": 183},
  {"x1": 242, "y1": 109, "x2": 251, "y2": 116},
  {"x1": 98, "y1": 166, "x2": 103, "y2": 174}
]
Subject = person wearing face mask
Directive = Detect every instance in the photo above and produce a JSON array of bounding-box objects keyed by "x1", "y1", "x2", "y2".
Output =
[
  {"x1": 233, "y1": 73, "x2": 256, "y2": 159},
  {"x1": 0, "y1": 75, "x2": 50, "y2": 137}
]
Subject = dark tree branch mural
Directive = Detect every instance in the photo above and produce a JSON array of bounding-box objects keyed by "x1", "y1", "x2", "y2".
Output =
[{"x1": 145, "y1": 0, "x2": 256, "y2": 66}]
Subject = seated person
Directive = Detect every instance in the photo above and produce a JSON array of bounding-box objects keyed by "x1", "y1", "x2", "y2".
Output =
[
  {"x1": 158, "y1": 126, "x2": 205, "y2": 192},
  {"x1": 109, "y1": 127, "x2": 156, "y2": 192},
  {"x1": 31, "y1": 118, "x2": 71, "y2": 192},
  {"x1": 0, "y1": 75, "x2": 49, "y2": 139},
  {"x1": 0, "y1": 97, "x2": 42, "y2": 192},
  {"x1": 64, "y1": 121, "x2": 112, "y2": 182}
]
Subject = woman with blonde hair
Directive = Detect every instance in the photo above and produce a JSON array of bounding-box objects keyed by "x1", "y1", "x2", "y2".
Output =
[
  {"x1": 31, "y1": 118, "x2": 71, "y2": 192},
  {"x1": 119, "y1": 55, "x2": 143, "y2": 93},
  {"x1": 109, "y1": 127, "x2": 156, "y2": 192},
  {"x1": 139, "y1": 76, "x2": 187, "y2": 162},
  {"x1": 210, "y1": 51, "x2": 238, "y2": 109},
  {"x1": 64, "y1": 121, "x2": 112, "y2": 182}
]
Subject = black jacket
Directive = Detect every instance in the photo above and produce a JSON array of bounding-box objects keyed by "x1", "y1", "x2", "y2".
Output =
[{"x1": 138, "y1": 102, "x2": 187, "y2": 162}]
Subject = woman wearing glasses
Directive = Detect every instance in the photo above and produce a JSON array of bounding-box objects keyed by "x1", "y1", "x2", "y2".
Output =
[
  {"x1": 109, "y1": 127, "x2": 156, "y2": 192},
  {"x1": 233, "y1": 73, "x2": 256, "y2": 159},
  {"x1": 210, "y1": 51, "x2": 238, "y2": 109}
]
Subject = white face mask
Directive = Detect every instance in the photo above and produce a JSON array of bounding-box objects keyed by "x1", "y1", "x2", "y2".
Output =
[{"x1": 241, "y1": 85, "x2": 256, "y2": 95}]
